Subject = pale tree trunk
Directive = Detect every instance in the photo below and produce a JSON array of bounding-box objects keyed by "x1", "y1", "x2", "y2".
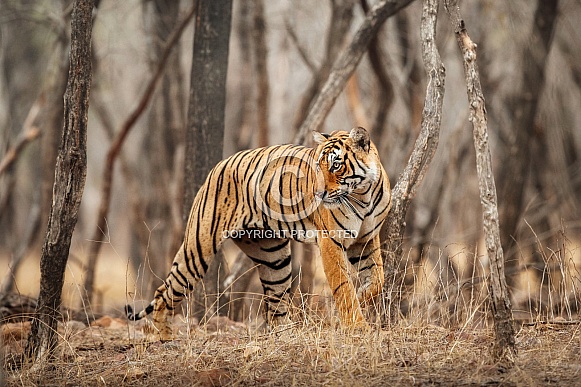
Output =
[
  {"x1": 184, "y1": 0, "x2": 233, "y2": 323},
  {"x1": 443, "y1": 0, "x2": 516, "y2": 367},
  {"x1": 25, "y1": 0, "x2": 93, "y2": 365},
  {"x1": 253, "y1": 0, "x2": 269, "y2": 148},
  {"x1": 381, "y1": 0, "x2": 445, "y2": 323}
]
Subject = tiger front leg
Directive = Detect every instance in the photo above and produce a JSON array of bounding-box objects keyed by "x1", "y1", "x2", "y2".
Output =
[
  {"x1": 319, "y1": 237, "x2": 367, "y2": 329},
  {"x1": 348, "y1": 235, "x2": 384, "y2": 305}
]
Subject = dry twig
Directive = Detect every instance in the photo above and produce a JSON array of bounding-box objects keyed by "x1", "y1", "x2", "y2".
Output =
[{"x1": 0, "y1": 100, "x2": 43, "y2": 176}]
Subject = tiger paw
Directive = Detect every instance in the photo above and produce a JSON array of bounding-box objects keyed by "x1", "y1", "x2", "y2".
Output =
[
  {"x1": 356, "y1": 280, "x2": 382, "y2": 306},
  {"x1": 143, "y1": 319, "x2": 174, "y2": 342},
  {"x1": 267, "y1": 314, "x2": 295, "y2": 333},
  {"x1": 346, "y1": 320, "x2": 371, "y2": 334}
]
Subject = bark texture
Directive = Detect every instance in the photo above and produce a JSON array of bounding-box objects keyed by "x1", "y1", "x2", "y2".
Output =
[
  {"x1": 444, "y1": 0, "x2": 516, "y2": 367},
  {"x1": 25, "y1": 0, "x2": 93, "y2": 363},
  {"x1": 381, "y1": 0, "x2": 445, "y2": 322},
  {"x1": 184, "y1": 0, "x2": 233, "y2": 321}
]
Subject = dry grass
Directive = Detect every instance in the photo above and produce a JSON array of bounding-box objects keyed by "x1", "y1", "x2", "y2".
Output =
[
  {"x1": 2, "y1": 233, "x2": 581, "y2": 385},
  {"x1": 2, "y1": 301, "x2": 581, "y2": 386}
]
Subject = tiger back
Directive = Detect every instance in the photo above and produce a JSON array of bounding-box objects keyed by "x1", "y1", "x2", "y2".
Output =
[{"x1": 126, "y1": 127, "x2": 391, "y2": 340}]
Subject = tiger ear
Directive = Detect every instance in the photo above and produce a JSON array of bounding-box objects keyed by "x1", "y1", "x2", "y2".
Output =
[
  {"x1": 349, "y1": 127, "x2": 370, "y2": 152},
  {"x1": 313, "y1": 131, "x2": 329, "y2": 144}
]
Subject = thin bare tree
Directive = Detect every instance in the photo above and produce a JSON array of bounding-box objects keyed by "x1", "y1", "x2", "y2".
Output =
[
  {"x1": 444, "y1": 0, "x2": 516, "y2": 367},
  {"x1": 25, "y1": 0, "x2": 93, "y2": 364},
  {"x1": 130, "y1": 0, "x2": 185, "y2": 301},
  {"x1": 381, "y1": 0, "x2": 445, "y2": 322},
  {"x1": 496, "y1": 0, "x2": 560, "y2": 288},
  {"x1": 81, "y1": 4, "x2": 196, "y2": 308}
]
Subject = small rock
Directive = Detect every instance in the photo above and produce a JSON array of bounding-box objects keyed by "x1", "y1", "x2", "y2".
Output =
[{"x1": 91, "y1": 315, "x2": 127, "y2": 329}]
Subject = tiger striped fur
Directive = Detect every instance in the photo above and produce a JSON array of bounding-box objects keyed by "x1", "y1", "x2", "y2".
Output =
[{"x1": 126, "y1": 127, "x2": 391, "y2": 340}]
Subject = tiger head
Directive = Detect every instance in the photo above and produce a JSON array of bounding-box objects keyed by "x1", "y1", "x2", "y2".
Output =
[{"x1": 313, "y1": 127, "x2": 380, "y2": 209}]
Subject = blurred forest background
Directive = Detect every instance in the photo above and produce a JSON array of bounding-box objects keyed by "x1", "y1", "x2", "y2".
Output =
[{"x1": 0, "y1": 0, "x2": 580, "y2": 326}]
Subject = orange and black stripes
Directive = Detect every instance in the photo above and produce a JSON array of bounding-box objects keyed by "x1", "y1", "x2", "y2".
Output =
[{"x1": 126, "y1": 128, "x2": 391, "y2": 335}]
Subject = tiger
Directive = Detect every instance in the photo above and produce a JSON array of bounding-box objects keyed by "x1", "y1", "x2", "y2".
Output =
[{"x1": 126, "y1": 127, "x2": 391, "y2": 340}]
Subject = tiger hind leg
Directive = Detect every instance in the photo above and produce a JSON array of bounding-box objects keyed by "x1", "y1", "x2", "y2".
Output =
[
  {"x1": 127, "y1": 242, "x2": 204, "y2": 341},
  {"x1": 234, "y1": 236, "x2": 293, "y2": 328}
]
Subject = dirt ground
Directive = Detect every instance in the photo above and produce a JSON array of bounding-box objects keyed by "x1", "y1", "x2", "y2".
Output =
[{"x1": 2, "y1": 312, "x2": 581, "y2": 386}]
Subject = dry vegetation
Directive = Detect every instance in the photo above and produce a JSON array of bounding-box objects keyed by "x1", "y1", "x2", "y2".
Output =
[
  {"x1": 2, "y1": 305, "x2": 581, "y2": 386},
  {"x1": 3, "y1": 0, "x2": 581, "y2": 384},
  {"x1": 3, "y1": 236, "x2": 581, "y2": 386}
]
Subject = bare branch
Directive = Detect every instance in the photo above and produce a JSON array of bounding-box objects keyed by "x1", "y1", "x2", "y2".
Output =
[
  {"x1": 0, "y1": 100, "x2": 43, "y2": 176},
  {"x1": 294, "y1": 0, "x2": 415, "y2": 144}
]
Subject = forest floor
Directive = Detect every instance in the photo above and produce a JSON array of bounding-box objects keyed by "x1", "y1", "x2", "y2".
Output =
[{"x1": 2, "y1": 311, "x2": 581, "y2": 386}]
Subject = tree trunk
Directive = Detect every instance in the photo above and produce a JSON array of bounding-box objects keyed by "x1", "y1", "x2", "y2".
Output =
[
  {"x1": 184, "y1": 0, "x2": 233, "y2": 322},
  {"x1": 381, "y1": 0, "x2": 445, "y2": 323},
  {"x1": 25, "y1": 0, "x2": 93, "y2": 364},
  {"x1": 443, "y1": 0, "x2": 516, "y2": 367},
  {"x1": 253, "y1": 0, "x2": 270, "y2": 148}
]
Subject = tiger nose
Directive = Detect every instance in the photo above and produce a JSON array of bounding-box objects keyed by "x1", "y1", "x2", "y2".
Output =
[{"x1": 315, "y1": 191, "x2": 327, "y2": 200}]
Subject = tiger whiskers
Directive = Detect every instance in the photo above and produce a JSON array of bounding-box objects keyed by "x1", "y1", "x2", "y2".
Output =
[
  {"x1": 346, "y1": 194, "x2": 366, "y2": 208},
  {"x1": 339, "y1": 195, "x2": 362, "y2": 218}
]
